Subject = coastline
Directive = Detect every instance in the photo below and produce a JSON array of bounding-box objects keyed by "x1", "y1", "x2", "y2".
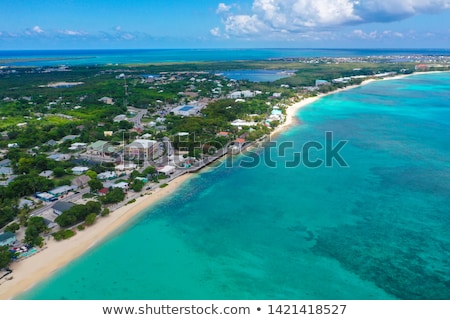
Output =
[
  {"x1": 0, "y1": 70, "x2": 444, "y2": 300},
  {"x1": 0, "y1": 173, "x2": 192, "y2": 300},
  {"x1": 270, "y1": 73, "x2": 420, "y2": 138}
]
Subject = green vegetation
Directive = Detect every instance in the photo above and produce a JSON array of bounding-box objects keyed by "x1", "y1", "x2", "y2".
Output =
[
  {"x1": 100, "y1": 188, "x2": 125, "y2": 204},
  {"x1": 52, "y1": 229, "x2": 76, "y2": 241},
  {"x1": 24, "y1": 216, "x2": 47, "y2": 247},
  {"x1": 55, "y1": 201, "x2": 101, "y2": 228},
  {"x1": 0, "y1": 245, "x2": 15, "y2": 269},
  {"x1": 4, "y1": 222, "x2": 20, "y2": 233},
  {"x1": 160, "y1": 183, "x2": 168, "y2": 188}
]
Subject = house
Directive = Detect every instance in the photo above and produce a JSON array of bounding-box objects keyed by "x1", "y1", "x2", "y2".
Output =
[
  {"x1": 47, "y1": 153, "x2": 71, "y2": 161},
  {"x1": 71, "y1": 166, "x2": 89, "y2": 175},
  {"x1": 87, "y1": 140, "x2": 115, "y2": 156},
  {"x1": 112, "y1": 182, "x2": 129, "y2": 190},
  {"x1": 98, "y1": 96, "x2": 114, "y2": 105},
  {"x1": 72, "y1": 175, "x2": 91, "y2": 188},
  {"x1": 19, "y1": 198, "x2": 34, "y2": 209},
  {"x1": 0, "y1": 159, "x2": 11, "y2": 167},
  {"x1": 39, "y1": 170, "x2": 53, "y2": 179},
  {"x1": 97, "y1": 171, "x2": 117, "y2": 180},
  {"x1": 98, "y1": 188, "x2": 109, "y2": 195},
  {"x1": 124, "y1": 139, "x2": 159, "y2": 160},
  {"x1": 62, "y1": 135, "x2": 80, "y2": 141},
  {"x1": 0, "y1": 232, "x2": 16, "y2": 246},
  {"x1": 0, "y1": 166, "x2": 13, "y2": 176},
  {"x1": 216, "y1": 132, "x2": 230, "y2": 137},
  {"x1": 52, "y1": 201, "x2": 75, "y2": 216},
  {"x1": 68, "y1": 143, "x2": 87, "y2": 151}
]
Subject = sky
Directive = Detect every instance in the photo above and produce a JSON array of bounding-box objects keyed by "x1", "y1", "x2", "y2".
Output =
[{"x1": 1, "y1": 0, "x2": 450, "y2": 50}]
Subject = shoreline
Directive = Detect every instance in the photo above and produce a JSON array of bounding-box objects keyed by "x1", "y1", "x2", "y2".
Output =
[
  {"x1": 0, "y1": 173, "x2": 192, "y2": 300},
  {"x1": 270, "y1": 72, "x2": 421, "y2": 138},
  {"x1": 1, "y1": 70, "x2": 445, "y2": 300}
]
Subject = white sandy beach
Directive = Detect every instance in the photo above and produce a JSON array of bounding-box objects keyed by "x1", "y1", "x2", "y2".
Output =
[{"x1": 0, "y1": 173, "x2": 192, "y2": 300}]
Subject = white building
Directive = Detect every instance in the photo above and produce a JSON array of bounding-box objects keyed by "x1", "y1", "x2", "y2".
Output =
[
  {"x1": 171, "y1": 105, "x2": 202, "y2": 116},
  {"x1": 72, "y1": 166, "x2": 89, "y2": 175},
  {"x1": 125, "y1": 139, "x2": 159, "y2": 160},
  {"x1": 157, "y1": 165, "x2": 176, "y2": 175}
]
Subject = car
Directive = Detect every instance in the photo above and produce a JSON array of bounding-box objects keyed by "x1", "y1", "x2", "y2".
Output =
[{"x1": 146, "y1": 186, "x2": 152, "y2": 190}]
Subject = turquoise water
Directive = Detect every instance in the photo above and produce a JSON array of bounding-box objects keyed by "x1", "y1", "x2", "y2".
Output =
[
  {"x1": 2, "y1": 48, "x2": 450, "y2": 66},
  {"x1": 20, "y1": 73, "x2": 450, "y2": 300},
  {"x1": 220, "y1": 69, "x2": 296, "y2": 82}
]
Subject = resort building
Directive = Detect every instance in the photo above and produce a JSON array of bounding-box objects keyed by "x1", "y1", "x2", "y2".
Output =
[
  {"x1": 124, "y1": 139, "x2": 159, "y2": 160},
  {"x1": 0, "y1": 232, "x2": 16, "y2": 247}
]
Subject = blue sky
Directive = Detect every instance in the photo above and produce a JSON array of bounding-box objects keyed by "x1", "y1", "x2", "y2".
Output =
[{"x1": 1, "y1": 0, "x2": 450, "y2": 49}]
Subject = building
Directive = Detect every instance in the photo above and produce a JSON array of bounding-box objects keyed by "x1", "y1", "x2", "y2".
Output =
[
  {"x1": 68, "y1": 143, "x2": 87, "y2": 151},
  {"x1": 72, "y1": 175, "x2": 91, "y2": 188},
  {"x1": 0, "y1": 232, "x2": 16, "y2": 247},
  {"x1": 87, "y1": 140, "x2": 115, "y2": 156},
  {"x1": 124, "y1": 139, "x2": 159, "y2": 160},
  {"x1": 35, "y1": 192, "x2": 57, "y2": 202},
  {"x1": 115, "y1": 163, "x2": 137, "y2": 171},
  {"x1": 52, "y1": 201, "x2": 75, "y2": 216},
  {"x1": 39, "y1": 170, "x2": 53, "y2": 178},
  {"x1": 171, "y1": 105, "x2": 202, "y2": 116},
  {"x1": 49, "y1": 185, "x2": 77, "y2": 197},
  {"x1": 97, "y1": 171, "x2": 117, "y2": 180},
  {"x1": 315, "y1": 79, "x2": 329, "y2": 86},
  {"x1": 71, "y1": 166, "x2": 89, "y2": 175},
  {"x1": 157, "y1": 165, "x2": 175, "y2": 175},
  {"x1": 112, "y1": 182, "x2": 129, "y2": 190},
  {"x1": 229, "y1": 90, "x2": 256, "y2": 99},
  {"x1": 98, "y1": 97, "x2": 114, "y2": 105}
]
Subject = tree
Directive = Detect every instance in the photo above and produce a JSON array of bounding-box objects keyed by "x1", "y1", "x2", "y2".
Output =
[
  {"x1": 24, "y1": 216, "x2": 47, "y2": 247},
  {"x1": 85, "y1": 170, "x2": 98, "y2": 180},
  {"x1": 0, "y1": 246, "x2": 15, "y2": 269},
  {"x1": 85, "y1": 213, "x2": 97, "y2": 226},
  {"x1": 53, "y1": 167, "x2": 66, "y2": 178},
  {"x1": 88, "y1": 179, "x2": 103, "y2": 193},
  {"x1": 100, "y1": 188, "x2": 125, "y2": 204},
  {"x1": 4, "y1": 222, "x2": 20, "y2": 233},
  {"x1": 131, "y1": 179, "x2": 144, "y2": 192}
]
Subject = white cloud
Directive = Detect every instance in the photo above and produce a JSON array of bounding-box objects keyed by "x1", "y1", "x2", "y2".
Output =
[
  {"x1": 216, "y1": 3, "x2": 232, "y2": 14},
  {"x1": 217, "y1": 0, "x2": 450, "y2": 37},
  {"x1": 58, "y1": 30, "x2": 86, "y2": 36},
  {"x1": 210, "y1": 27, "x2": 221, "y2": 37},
  {"x1": 32, "y1": 26, "x2": 44, "y2": 33},
  {"x1": 224, "y1": 14, "x2": 269, "y2": 35}
]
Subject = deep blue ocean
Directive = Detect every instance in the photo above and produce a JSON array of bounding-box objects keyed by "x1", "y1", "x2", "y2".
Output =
[
  {"x1": 1, "y1": 48, "x2": 450, "y2": 66},
  {"x1": 19, "y1": 71, "x2": 450, "y2": 300}
]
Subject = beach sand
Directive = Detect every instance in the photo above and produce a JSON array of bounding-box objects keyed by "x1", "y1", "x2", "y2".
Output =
[{"x1": 0, "y1": 173, "x2": 192, "y2": 300}]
